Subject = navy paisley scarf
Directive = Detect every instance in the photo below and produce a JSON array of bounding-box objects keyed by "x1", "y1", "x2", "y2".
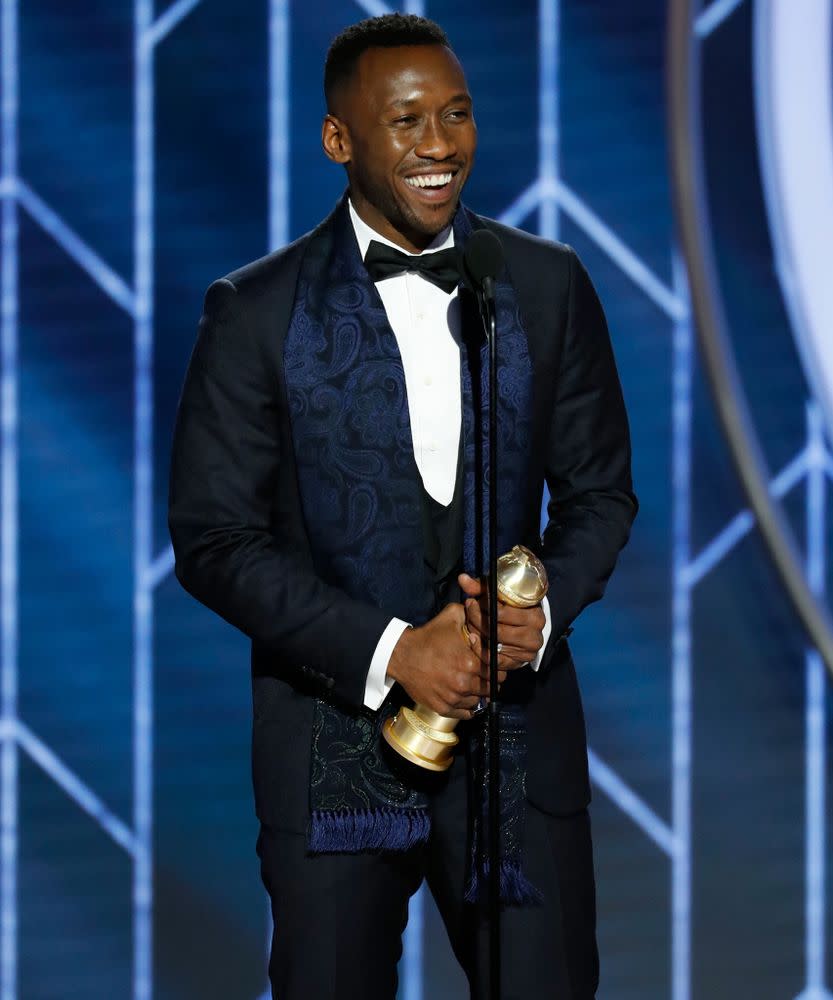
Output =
[{"x1": 283, "y1": 195, "x2": 539, "y2": 903}]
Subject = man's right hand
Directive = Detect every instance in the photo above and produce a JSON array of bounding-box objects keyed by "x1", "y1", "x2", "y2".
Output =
[{"x1": 386, "y1": 604, "x2": 506, "y2": 719}]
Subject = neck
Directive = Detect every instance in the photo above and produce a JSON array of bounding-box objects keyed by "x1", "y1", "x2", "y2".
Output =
[{"x1": 349, "y1": 193, "x2": 447, "y2": 254}]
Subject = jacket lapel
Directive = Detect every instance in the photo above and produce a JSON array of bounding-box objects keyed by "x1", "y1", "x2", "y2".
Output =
[{"x1": 454, "y1": 207, "x2": 535, "y2": 575}]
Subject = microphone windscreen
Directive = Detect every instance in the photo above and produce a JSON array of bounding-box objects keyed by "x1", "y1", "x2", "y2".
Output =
[{"x1": 462, "y1": 229, "x2": 504, "y2": 287}]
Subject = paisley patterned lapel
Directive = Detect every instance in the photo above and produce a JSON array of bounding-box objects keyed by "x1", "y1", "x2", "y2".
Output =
[{"x1": 283, "y1": 197, "x2": 429, "y2": 621}]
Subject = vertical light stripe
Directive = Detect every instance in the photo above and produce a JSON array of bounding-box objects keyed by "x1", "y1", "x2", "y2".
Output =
[
  {"x1": 538, "y1": 0, "x2": 559, "y2": 240},
  {"x1": 804, "y1": 402, "x2": 828, "y2": 991},
  {"x1": 671, "y1": 251, "x2": 692, "y2": 1000},
  {"x1": 134, "y1": 5, "x2": 154, "y2": 999},
  {"x1": 401, "y1": 884, "x2": 425, "y2": 1000},
  {"x1": 264, "y1": 0, "x2": 290, "y2": 989},
  {"x1": 0, "y1": 2, "x2": 17, "y2": 996},
  {"x1": 269, "y1": 0, "x2": 290, "y2": 250}
]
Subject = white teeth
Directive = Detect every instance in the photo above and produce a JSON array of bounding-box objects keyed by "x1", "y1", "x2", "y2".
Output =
[{"x1": 405, "y1": 172, "x2": 453, "y2": 189}]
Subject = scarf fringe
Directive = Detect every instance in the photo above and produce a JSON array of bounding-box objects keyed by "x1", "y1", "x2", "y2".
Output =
[
  {"x1": 308, "y1": 807, "x2": 430, "y2": 853},
  {"x1": 464, "y1": 859, "x2": 544, "y2": 907}
]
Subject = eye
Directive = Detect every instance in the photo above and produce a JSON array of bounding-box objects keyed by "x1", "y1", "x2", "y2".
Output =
[{"x1": 393, "y1": 115, "x2": 418, "y2": 126}]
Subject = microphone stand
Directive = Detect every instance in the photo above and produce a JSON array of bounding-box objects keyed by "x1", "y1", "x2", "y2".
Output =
[{"x1": 479, "y1": 275, "x2": 501, "y2": 1000}]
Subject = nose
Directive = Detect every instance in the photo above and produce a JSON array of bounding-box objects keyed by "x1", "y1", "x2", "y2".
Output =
[{"x1": 414, "y1": 116, "x2": 457, "y2": 160}]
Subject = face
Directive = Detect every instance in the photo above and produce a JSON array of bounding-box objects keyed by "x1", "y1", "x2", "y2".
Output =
[{"x1": 323, "y1": 44, "x2": 477, "y2": 253}]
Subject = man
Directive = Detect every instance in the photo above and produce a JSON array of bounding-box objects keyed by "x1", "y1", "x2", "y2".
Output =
[{"x1": 168, "y1": 13, "x2": 636, "y2": 1000}]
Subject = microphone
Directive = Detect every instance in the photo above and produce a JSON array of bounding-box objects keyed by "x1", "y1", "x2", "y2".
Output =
[{"x1": 461, "y1": 229, "x2": 504, "y2": 304}]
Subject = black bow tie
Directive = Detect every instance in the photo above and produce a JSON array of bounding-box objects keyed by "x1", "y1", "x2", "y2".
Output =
[{"x1": 364, "y1": 240, "x2": 460, "y2": 294}]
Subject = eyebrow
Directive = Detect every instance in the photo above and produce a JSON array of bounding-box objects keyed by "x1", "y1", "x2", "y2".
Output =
[{"x1": 384, "y1": 92, "x2": 472, "y2": 111}]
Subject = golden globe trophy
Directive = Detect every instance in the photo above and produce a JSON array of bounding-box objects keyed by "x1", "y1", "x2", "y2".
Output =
[{"x1": 382, "y1": 545, "x2": 548, "y2": 771}]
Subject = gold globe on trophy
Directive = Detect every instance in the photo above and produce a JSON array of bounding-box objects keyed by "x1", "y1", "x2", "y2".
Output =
[{"x1": 382, "y1": 545, "x2": 549, "y2": 771}]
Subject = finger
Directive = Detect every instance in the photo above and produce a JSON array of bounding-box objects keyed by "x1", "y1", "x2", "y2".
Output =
[
  {"x1": 499, "y1": 656, "x2": 530, "y2": 671},
  {"x1": 469, "y1": 632, "x2": 525, "y2": 671},
  {"x1": 467, "y1": 603, "x2": 545, "y2": 635},
  {"x1": 447, "y1": 691, "x2": 485, "y2": 713},
  {"x1": 493, "y1": 621, "x2": 544, "y2": 652},
  {"x1": 466, "y1": 668, "x2": 508, "y2": 695},
  {"x1": 476, "y1": 606, "x2": 545, "y2": 633},
  {"x1": 467, "y1": 674, "x2": 490, "y2": 698},
  {"x1": 465, "y1": 598, "x2": 485, "y2": 633},
  {"x1": 460, "y1": 652, "x2": 483, "y2": 676},
  {"x1": 476, "y1": 664, "x2": 514, "y2": 683},
  {"x1": 436, "y1": 683, "x2": 484, "y2": 716},
  {"x1": 467, "y1": 605, "x2": 520, "y2": 637},
  {"x1": 443, "y1": 601, "x2": 467, "y2": 627},
  {"x1": 445, "y1": 705, "x2": 479, "y2": 720},
  {"x1": 491, "y1": 604, "x2": 545, "y2": 628},
  {"x1": 489, "y1": 644, "x2": 534, "y2": 672},
  {"x1": 453, "y1": 660, "x2": 489, "y2": 696},
  {"x1": 468, "y1": 631, "x2": 491, "y2": 667},
  {"x1": 492, "y1": 641, "x2": 542, "y2": 666},
  {"x1": 458, "y1": 573, "x2": 484, "y2": 599},
  {"x1": 494, "y1": 646, "x2": 538, "y2": 665}
]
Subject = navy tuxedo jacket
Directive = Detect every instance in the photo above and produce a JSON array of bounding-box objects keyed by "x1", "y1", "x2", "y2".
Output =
[{"x1": 168, "y1": 199, "x2": 637, "y2": 831}]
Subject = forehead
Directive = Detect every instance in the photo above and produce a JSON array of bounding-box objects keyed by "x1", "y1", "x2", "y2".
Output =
[{"x1": 351, "y1": 44, "x2": 469, "y2": 110}]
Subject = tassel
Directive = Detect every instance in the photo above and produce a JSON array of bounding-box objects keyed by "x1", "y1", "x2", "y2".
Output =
[
  {"x1": 308, "y1": 807, "x2": 430, "y2": 854},
  {"x1": 464, "y1": 860, "x2": 543, "y2": 906}
]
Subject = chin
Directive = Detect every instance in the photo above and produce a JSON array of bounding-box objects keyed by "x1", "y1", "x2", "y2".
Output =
[{"x1": 412, "y1": 204, "x2": 457, "y2": 236}]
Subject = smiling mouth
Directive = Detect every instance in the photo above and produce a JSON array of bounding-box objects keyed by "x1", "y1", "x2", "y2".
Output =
[
  {"x1": 402, "y1": 170, "x2": 459, "y2": 199},
  {"x1": 404, "y1": 171, "x2": 455, "y2": 188}
]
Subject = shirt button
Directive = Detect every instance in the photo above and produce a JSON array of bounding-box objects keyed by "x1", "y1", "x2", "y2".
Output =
[
  {"x1": 415, "y1": 312, "x2": 425, "y2": 322},
  {"x1": 423, "y1": 374, "x2": 433, "y2": 386},
  {"x1": 429, "y1": 441, "x2": 438, "y2": 452}
]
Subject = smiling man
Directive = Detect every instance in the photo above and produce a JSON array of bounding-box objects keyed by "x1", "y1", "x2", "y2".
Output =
[
  {"x1": 169, "y1": 13, "x2": 636, "y2": 1000},
  {"x1": 321, "y1": 36, "x2": 474, "y2": 251}
]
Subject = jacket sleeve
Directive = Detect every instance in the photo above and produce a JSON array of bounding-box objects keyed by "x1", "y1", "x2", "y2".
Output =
[
  {"x1": 168, "y1": 277, "x2": 391, "y2": 708},
  {"x1": 538, "y1": 247, "x2": 638, "y2": 657}
]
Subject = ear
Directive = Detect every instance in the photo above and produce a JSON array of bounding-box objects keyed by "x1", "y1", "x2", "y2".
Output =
[{"x1": 322, "y1": 114, "x2": 351, "y2": 165}]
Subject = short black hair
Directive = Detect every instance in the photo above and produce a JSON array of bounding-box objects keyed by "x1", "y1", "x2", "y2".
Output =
[{"x1": 324, "y1": 14, "x2": 450, "y2": 111}]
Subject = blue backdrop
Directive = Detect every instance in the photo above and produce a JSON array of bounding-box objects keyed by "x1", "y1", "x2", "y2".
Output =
[{"x1": 4, "y1": 1, "x2": 832, "y2": 998}]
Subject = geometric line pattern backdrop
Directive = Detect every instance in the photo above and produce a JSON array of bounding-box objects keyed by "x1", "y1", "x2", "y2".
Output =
[{"x1": 1, "y1": 0, "x2": 832, "y2": 997}]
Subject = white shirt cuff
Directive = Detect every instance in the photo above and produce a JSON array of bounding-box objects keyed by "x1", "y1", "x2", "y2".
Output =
[
  {"x1": 529, "y1": 596, "x2": 552, "y2": 673},
  {"x1": 364, "y1": 617, "x2": 411, "y2": 711}
]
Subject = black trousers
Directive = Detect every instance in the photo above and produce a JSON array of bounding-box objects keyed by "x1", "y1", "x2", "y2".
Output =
[{"x1": 257, "y1": 753, "x2": 598, "y2": 999}]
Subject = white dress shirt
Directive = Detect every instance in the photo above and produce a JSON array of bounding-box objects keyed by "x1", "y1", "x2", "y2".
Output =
[{"x1": 348, "y1": 203, "x2": 552, "y2": 710}]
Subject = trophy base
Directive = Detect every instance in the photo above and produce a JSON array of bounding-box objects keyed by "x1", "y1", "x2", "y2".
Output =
[{"x1": 382, "y1": 706, "x2": 459, "y2": 772}]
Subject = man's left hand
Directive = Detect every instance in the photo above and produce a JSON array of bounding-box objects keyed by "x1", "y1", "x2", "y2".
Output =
[{"x1": 458, "y1": 572, "x2": 545, "y2": 670}]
